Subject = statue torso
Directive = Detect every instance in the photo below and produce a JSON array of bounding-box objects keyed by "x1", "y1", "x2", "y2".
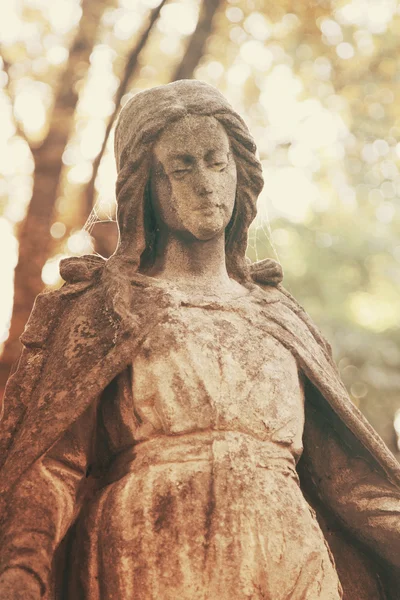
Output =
[
  {"x1": 74, "y1": 286, "x2": 342, "y2": 600},
  {"x1": 132, "y1": 287, "x2": 305, "y2": 458}
]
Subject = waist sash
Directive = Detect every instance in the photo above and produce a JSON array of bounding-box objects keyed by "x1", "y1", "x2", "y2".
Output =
[{"x1": 103, "y1": 430, "x2": 299, "y2": 487}]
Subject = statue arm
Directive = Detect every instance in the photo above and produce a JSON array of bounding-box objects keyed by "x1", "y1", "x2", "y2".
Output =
[
  {"x1": 303, "y1": 398, "x2": 400, "y2": 572},
  {"x1": 328, "y1": 444, "x2": 400, "y2": 571},
  {"x1": 0, "y1": 400, "x2": 97, "y2": 596}
]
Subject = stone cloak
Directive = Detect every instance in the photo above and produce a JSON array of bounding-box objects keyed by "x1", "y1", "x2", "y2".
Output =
[{"x1": 0, "y1": 256, "x2": 399, "y2": 599}]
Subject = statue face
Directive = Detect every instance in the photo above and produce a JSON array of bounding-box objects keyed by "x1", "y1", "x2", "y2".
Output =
[{"x1": 150, "y1": 115, "x2": 237, "y2": 241}]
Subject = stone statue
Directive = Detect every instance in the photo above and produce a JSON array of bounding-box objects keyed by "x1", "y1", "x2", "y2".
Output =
[{"x1": 0, "y1": 80, "x2": 400, "y2": 600}]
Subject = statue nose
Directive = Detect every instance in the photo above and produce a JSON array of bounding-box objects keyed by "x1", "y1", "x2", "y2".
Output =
[
  {"x1": 195, "y1": 168, "x2": 213, "y2": 196},
  {"x1": 199, "y1": 184, "x2": 213, "y2": 196}
]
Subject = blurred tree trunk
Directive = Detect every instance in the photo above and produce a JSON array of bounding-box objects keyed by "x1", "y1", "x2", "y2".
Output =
[
  {"x1": 0, "y1": 0, "x2": 113, "y2": 393},
  {"x1": 172, "y1": 0, "x2": 223, "y2": 81}
]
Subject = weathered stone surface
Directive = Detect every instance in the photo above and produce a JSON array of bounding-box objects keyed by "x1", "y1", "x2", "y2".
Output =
[{"x1": 1, "y1": 80, "x2": 400, "y2": 599}]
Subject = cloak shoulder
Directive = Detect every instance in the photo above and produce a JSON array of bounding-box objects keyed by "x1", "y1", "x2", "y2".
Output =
[{"x1": 0, "y1": 255, "x2": 105, "y2": 467}]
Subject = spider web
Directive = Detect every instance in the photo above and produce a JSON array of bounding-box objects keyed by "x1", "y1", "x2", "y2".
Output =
[
  {"x1": 246, "y1": 196, "x2": 280, "y2": 265},
  {"x1": 81, "y1": 194, "x2": 118, "y2": 257},
  {"x1": 84, "y1": 193, "x2": 117, "y2": 234}
]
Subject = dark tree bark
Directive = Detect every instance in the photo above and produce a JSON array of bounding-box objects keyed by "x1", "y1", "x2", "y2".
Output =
[
  {"x1": 0, "y1": 0, "x2": 113, "y2": 393},
  {"x1": 172, "y1": 0, "x2": 223, "y2": 81}
]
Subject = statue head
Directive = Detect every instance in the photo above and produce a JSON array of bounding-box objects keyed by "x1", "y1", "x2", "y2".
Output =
[{"x1": 112, "y1": 80, "x2": 264, "y2": 282}]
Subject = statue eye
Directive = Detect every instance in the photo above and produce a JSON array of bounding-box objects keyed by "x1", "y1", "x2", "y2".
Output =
[
  {"x1": 212, "y1": 162, "x2": 227, "y2": 171},
  {"x1": 173, "y1": 168, "x2": 191, "y2": 178}
]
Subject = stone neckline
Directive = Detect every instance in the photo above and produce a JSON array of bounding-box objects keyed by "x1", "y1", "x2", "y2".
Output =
[
  {"x1": 136, "y1": 273, "x2": 255, "y2": 304},
  {"x1": 130, "y1": 272, "x2": 277, "y2": 307}
]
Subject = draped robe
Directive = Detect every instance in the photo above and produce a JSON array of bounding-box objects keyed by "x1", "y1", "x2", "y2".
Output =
[{"x1": 1, "y1": 257, "x2": 400, "y2": 599}]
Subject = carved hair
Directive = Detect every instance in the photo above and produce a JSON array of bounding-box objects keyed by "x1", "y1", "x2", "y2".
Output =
[{"x1": 104, "y1": 80, "x2": 264, "y2": 321}]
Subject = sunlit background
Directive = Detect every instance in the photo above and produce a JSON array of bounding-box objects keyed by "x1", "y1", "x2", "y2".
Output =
[{"x1": 1, "y1": 0, "x2": 400, "y2": 454}]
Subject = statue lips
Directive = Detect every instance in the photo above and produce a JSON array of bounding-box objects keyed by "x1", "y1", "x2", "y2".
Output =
[{"x1": 198, "y1": 202, "x2": 223, "y2": 216}]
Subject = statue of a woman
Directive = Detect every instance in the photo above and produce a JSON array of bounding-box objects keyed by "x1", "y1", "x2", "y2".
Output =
[{"x1": 0, "y1": 80, "x2": 400, "y2": 600}]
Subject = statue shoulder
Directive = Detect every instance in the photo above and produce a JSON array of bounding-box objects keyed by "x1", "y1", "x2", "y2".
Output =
[
  {"x1": 276, "y1": 284, "x2": 334, "y2": 360},
  {"x1": 0, "y1": 255, "x2": 109, "y2": 463},
  {"x1": 248, "y1": 258, "x2": 287, "y2": 304},
  {"x1": 249, "y1": 259, "x2": 334, "y2": 364},
  {"x1": 20, "y1": 255, "x2": 107, "y2": 350}
]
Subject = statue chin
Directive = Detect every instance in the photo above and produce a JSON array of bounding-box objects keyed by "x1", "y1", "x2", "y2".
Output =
[
  {"x1": 190, "y1": 227, "x2": 224, "y2": 242},
  {"x1": 187, "y1": 215, "x2": 227, "y2": 241}
]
